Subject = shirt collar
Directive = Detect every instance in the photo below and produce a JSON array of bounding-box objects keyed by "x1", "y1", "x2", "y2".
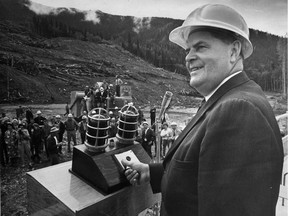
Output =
[{"x1": 204, "y1": 71, "x2": 242, "y2": 102}]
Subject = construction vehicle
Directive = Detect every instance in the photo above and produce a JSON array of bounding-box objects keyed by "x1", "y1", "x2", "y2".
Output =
[{"x1": 70, "y1": 83, "x2": 133, "y2": 118}]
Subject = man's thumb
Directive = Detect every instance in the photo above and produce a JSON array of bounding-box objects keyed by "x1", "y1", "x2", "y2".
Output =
[{"x1": 121, "y1": 158, "x2": 133, "y2": 169}]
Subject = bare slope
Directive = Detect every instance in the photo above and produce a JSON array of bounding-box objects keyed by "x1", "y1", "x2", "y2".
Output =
[{"x1": 0, "y1": 21, "x2": 199, "y2": 107}]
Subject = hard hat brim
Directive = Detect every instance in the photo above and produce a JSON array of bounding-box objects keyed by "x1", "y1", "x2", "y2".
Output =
[{"x1": 169, "y1": 24, "x2": 253, "y2": 59}]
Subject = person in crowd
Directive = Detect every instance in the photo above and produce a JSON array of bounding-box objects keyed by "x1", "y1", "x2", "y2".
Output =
[
  {"x1": 95, "y1": 86, "x2": 107, "y2": 108},
  {"x1": 149, "y1": 105, "x2": 156, "y2": 128},
  {"x1": 108, "y1": 111, "x2": 114, "y2": 119},
  {"x1": 4, "y1": 122, "x2": 18, "y2": 166},
  {"x1": 84, "y1": 86, "x2": 93, "y2": 112},
  {"x1": 75, "y1": 110, "x2": 88, "y2": 123},
  {"x1": 47, "y1": 127, "x2": 61, "y2": 165},
  {"x1": 169, "y1": 122, "x2": 182, "y2": 146},
  {"x1": 1, "y1": 117, "x2": 9, "y2": 165},
  {"x1": 34, "y1": 110, "x2": 46, "y2": 126},
  {"x1": 122, "y1": 4, "x2": 284, "y2": 216},
  {"x1": 101, "y1": 80, "x2": 109, "y2": 90},
  {"x1": 64, "y1": 114, "x2": 78, "y2": 153},
  {"x1": 115, "y1": 75, "x2": 123, "y2": 97},
  {"x1": 16, "y1": 105, "x2": 24, "y2": 119},
  {"x1": 25, "y1": 107, "x2": 34, "y2": 124},
  {"x1": 160, "y1": 122, "x2": 172, "y2": 158},
  {"x1": 107, "y1": 84, "x2": 115, "y2": 106},
  {"x1": 30, "y1": 123, "x2": 43, "y2": 164},
  {"x1": 18, "y1": 113, "x2": 26, "y2": 125},
  {"x1": 42, "y1": 119, "x2": 51, "y2": 159},
  {"x1": 78, "y1": 115, "x2": 87, "y2": 144},
  {"x1": 108, "y1": 117, "x2": 117, "y2": 138},
  {"x1": 84, "y1": 85, "x2": 90, "y2": 96},
  {"x1": 107, "y1": 139, "x2": 116, "y2": 151},
  {"x1": 0, "y1": 112, "x2": 6, "y2": 120},
  {"x1": 141, "y1": 121, "x2": 154, "y2": 158},
  {"x1": 55, "y1": 115, "x2": 65, "y2": 154},
  {"x1": 17, "y1": 122, "x2": 33, "y2": 168}
]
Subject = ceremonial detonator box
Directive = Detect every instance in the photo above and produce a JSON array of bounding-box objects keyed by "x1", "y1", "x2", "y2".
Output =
[{"x1": 71, "y1": 105, "x2": 150, "y2": 194}]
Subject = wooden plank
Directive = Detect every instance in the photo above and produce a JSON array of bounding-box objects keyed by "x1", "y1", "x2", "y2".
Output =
[
  {"x1": 27, "y1": 174, "x2": 74, "y2": 216},
  {"x1": 27, "y1": 161, "x2": 160, "y2": 216}
]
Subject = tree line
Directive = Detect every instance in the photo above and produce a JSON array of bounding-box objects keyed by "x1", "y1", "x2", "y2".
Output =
[{"x1": 31, "y1": 13, "x2": 287, "y2": 94}]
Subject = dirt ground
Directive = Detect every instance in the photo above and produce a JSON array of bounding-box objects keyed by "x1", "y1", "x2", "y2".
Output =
[{"x1": 0, "y1": 98, "x2": 287, "y2": 216}]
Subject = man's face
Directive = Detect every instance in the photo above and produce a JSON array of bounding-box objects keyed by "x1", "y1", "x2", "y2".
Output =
[{"x1": 185, "y1": 31, "x2": 232, "y2": 96}]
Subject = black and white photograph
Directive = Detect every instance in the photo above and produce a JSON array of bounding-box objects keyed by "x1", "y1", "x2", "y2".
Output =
[{"x1": 0, "y1": 0, "x2": 287, "y2": 215}]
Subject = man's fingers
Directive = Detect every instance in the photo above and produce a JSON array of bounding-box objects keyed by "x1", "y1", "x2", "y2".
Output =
[
  {"x1": 125, "y1": 169, "x2": 139, "y2": 181},
  {"x1": 129, "y1": 172, "x2": 140, "y2": 185}
]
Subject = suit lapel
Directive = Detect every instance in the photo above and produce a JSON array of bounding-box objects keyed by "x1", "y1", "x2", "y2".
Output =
[{"x1": 163, "y1": 72, "x2": 250, "y2": 165}]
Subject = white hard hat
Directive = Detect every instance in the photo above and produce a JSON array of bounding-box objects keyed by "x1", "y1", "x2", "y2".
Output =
[
  {"x1": 36, "y1": 110, "x2": 41, "y2": 114},
  {"x1": 169, "y1": 4, "x2": 253, "y2": 59},
  {"x1": 68, "y1": 113, "x2": 73, "y2": 118},
  {"x1": 171, "y1": 122, "x2": 177, "y2": 126},
  {"x1": 82, "y1": 115, "x2": 87, "y2": 119},
  {"x1": 56, "y1": 115, "x2": 61, "y2": 118}
]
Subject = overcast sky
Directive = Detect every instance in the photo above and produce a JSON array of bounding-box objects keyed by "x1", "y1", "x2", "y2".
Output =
[{"x1": 30, "y1": 0, "x2": 287, "y2": 36}]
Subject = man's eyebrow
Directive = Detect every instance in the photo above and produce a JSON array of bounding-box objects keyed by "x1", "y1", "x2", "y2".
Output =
[
  {"x1": 186, "y1": 41, "x2": 208, "y2": 53},
  {"x1": 192, "y1": 41, "x2": 208, "y2": 48}
]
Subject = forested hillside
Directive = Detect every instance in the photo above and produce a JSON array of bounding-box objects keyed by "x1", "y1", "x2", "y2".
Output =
[{"x1": 1, "y1": 0, "x2": 287, "y2": 94}]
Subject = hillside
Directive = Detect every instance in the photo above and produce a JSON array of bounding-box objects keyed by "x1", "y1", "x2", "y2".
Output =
[
  {"x1": 0, "y1": 0, "x2": 286, "y2": 106},
  {"x1": 0, "y1": 20, "x2": 199, "y2": 107}
]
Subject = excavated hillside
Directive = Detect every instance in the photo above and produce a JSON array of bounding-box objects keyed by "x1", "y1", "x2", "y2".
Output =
[{"x1": 0, "y1": 20, "x2": 201, "y2": 107}]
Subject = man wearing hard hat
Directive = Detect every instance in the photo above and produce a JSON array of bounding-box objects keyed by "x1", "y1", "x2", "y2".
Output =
[
  {"x1": 64, "y1": 113, "x2": 78, "y2": 153},
  {"x1": 122, "y1": 4, "x2": 284, "y2": 216}
]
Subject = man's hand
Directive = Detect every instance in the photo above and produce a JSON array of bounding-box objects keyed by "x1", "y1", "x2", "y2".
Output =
[{"x1": 121, "y1": 159, "x2": 150, "y2": 186}]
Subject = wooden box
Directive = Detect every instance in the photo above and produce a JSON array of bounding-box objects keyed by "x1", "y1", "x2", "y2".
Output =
[
  {"x1": 71, "y1": 144, "x2": 151, "y2": 193},
  {"x1": 27, "y1": 160, "x2": 160, "y2": 215}
]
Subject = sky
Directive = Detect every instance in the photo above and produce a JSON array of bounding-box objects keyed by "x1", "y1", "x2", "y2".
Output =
[{"x1": 29, "y1": 0, "x2": 287, "y2": 36}]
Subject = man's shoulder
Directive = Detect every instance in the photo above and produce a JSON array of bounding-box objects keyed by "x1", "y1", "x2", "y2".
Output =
[{"x1": 222, "y1": 82, "x2": 268, "y2": 106}]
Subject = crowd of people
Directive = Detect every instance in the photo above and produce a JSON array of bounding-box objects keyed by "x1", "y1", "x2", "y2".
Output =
[
  {"x1": 0, "y1": 106, "x2": 86, "y2": 168},
  {"x1": 133, "y1": 106, "x2": 183, "y2": 159},
  {"x1": 81, "y1": 76, "x2": 124, "y2": 112},
  {"x1": 0, "y1": 102, "x2": 181, "y2": 169}
]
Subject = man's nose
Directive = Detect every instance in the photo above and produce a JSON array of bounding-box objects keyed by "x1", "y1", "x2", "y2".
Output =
[{"x1": 185, "y1": 49, "x2": 197, "y2": 62}]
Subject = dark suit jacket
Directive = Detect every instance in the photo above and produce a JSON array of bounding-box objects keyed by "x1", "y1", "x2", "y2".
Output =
[
  {"x1": 149, "y1": 72, "x2": 284, "y2": 216},
  {"x1": 142, "y1": 128, "x2": 154, "y2": 145},
  {"x1": 47, "y1": 135, "x2": 58, "y2": 154},
  {"x1": 95, "y1": 91, "x2": 107, "y2": 103}
]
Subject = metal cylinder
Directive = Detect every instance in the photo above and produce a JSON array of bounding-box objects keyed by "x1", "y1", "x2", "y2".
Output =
[
  {"x1": 116, "y1": 104, "x2": 139, "y2": 145},
  {"x1": 85, "y1": 108, "x2": 110, "y2": 152}
]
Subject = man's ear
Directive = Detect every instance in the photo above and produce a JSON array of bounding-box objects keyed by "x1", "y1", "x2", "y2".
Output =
[{"x1": 230, "y1": 40, "x2": 242, "y2": 63}]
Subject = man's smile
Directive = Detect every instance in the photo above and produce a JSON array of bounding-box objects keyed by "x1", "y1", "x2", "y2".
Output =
[{"x1": 187, "y1": 63, "x2": 204, "y2": 74}]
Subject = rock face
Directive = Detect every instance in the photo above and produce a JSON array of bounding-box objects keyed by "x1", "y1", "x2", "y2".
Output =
[{"x1": 0, "y1": 20, "x2": 200, "y2": 107}]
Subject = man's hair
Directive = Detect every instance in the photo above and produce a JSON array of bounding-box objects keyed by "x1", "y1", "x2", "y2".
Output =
[{"x1": 189, "y1": 27, "x2": 244, "y2": 59}]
